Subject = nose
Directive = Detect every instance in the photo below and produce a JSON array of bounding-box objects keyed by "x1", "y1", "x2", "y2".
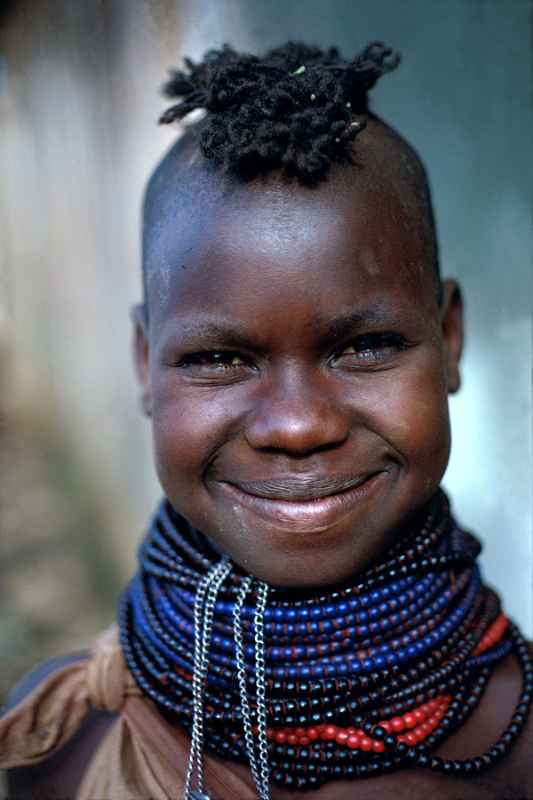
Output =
[{"x1": 244, "y1": 369, "x2": 349, "y2": 455}]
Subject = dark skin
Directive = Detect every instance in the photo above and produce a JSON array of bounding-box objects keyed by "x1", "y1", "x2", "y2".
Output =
[
  {"x1": 7, "y1": 122, "x2": 532, "y2": 798},
  {"x1": 136, "y1": 124, "x2": 460, "y2": 590}
]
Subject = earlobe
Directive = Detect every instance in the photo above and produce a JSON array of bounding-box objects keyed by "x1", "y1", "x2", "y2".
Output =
[
  {"x1": 130, "y1": 303, "x2": 152, "y2": 417},
  {"x1": 440, "y1": 279, "x2": 464, "y2": 394}
]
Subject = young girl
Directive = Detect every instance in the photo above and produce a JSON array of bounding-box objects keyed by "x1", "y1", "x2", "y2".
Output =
[{"x1": 1, "y1": 42, "x2": 531, "y2": 800}]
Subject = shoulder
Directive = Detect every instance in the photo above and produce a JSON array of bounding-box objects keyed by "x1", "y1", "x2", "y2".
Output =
[
  {"x1": 2, "y1": 651, "x2": 89, "y2": 714},
  {"x1": 4, "y1": 652, "x2": 118, "y2": 800},
  {"x1": 421, "y1": 642, "x2": 533, "y2": 798},
  {"x1": 501, "y1": 642, "x2": 533, "y2": 788},
  {"x1": 507, "y1": 642, "x2": 533, "y2": 793},
  {"x1": 474, "y1": 641, "x2": 533, "y2": 796}
]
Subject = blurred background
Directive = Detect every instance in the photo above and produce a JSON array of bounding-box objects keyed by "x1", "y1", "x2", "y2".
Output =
[{"x1": 0, "y1": 0, "x2": 531, "y2": 716}]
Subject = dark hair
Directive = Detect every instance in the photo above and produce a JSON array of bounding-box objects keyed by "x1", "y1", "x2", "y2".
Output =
[
  {"x1": 142, "y1": 41, "x2": 441, "y2": 312},
  {"x1": 159, "y1": 41, "x2": 400, "y2": 183}
]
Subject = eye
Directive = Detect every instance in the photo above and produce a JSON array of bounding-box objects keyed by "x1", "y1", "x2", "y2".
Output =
[
  {"x1": 176, "y1": 350, "x2": 252, "y2": 373},
  {"x1": 331, "y1": 333, "x2": 410, "y2": 368}
]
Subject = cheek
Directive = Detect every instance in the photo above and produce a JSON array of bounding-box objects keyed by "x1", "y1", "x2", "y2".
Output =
[
  {"x1": 364, "y1": 354, "x2": 451, "y2": 474},
  {"x1": 150, "y1": 378, "x2": 237, "y2": 489}
]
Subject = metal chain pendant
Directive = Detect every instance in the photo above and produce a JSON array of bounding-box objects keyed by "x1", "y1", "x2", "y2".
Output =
[
  {"x1": 234, "y1": 578, "x2": 271, "y2": 800},
  {"x1": 253, "y1": 582, "x2": 270, "y2": 799},
  {"x1": 183, "y1": 557, "x2": 232, "y2": 800},
  {"x1": 182, "y1": 558, "x2": 270, "y2": 800},
  {"x1": 233, "y1": 577, "x2": 262, "y2": 790}
]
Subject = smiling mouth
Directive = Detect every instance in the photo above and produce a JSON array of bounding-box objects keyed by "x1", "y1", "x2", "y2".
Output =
[
  {"x1": 226, "y1": 473, "x2": 374, "y2": 500},
  {"x1": 218, "y1": 471, "x2": 386, "y2": 532}
]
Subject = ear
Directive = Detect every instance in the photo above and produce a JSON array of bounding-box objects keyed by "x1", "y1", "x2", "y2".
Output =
[
  {"x1": 130, "y1": 303, "x2": 152, "y2": 417},
  {"x1": 439, "y1": 279, "x2": 464, "y2": 394}
]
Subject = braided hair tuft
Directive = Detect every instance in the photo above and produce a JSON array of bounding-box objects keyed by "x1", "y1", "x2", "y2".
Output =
[{"x1": 159, "y1": 41, "x2": 400, "y2": 182}]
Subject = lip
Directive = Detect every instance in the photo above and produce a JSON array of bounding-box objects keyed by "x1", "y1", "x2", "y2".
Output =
[
  {"x1": 227, "y1": 473, "x2": 373, "y2": 500},
  {"x1": 217, "y1": 471, "x2": 386, "y2": 533}
]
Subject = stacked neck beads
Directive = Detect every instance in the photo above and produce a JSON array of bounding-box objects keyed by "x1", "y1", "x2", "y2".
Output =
[{"x1": 118, "y1": 491, "x2": 532, "y2": 792}]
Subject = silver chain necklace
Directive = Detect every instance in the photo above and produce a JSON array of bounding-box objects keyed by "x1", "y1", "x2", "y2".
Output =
[
  {"x1": 233, "y1": 578, "x2": 271, "y2": 800},
  {"x1": 183, "y1": 560, "x2": 270, "y2": 800},
  {"x1": 183, "y1": 557, "x2": 232, "y2": 800}
]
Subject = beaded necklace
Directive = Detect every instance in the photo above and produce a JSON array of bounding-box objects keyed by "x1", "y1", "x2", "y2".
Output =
[{"x1": 118, "y1": 490, "x2": 532, "y2": 797}]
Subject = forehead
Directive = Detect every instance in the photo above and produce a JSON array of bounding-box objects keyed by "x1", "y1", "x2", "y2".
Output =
[{"x1": 143, "y1": 124, "x2": 436, "y2": 325}]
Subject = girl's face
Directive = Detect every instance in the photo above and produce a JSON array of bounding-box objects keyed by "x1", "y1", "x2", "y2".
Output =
[{"x1": 134, "y1": 167, "x2": 463, "y2": 588}]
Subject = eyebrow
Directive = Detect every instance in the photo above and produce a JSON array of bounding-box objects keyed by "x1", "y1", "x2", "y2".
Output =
[
  {"x1": 319, "y1": 306, "x2": 405, "y2": 343},
  {"x1": 163, "y1": 320, "x2": 261, "y2": 351},
  {"x1": 164, "y1": 304, "x2": 406, "y2": 350}
]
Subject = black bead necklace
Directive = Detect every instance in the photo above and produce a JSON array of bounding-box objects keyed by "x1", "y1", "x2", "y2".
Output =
[{"x1": 118, "y1": 490, "x2": 532, "y2": 793}]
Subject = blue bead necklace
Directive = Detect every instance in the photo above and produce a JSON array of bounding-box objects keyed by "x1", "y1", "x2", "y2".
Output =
[{"x1": 118, "y1": 489, "x2": 532, "y2": 793}]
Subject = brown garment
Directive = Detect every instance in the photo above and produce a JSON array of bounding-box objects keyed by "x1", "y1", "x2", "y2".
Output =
[{"x1": 0, "y1": 624, "x2": 257, "y2": 799}]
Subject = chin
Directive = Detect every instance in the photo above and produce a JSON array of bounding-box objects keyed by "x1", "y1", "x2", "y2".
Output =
[{"x1": 229, "y1": 542, "x2": 388, "y2": 591}]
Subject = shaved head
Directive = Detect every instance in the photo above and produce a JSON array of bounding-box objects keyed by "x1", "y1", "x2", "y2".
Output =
[{"x1": 142, "y1": 116, "x2": 440, "y2": 319}]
